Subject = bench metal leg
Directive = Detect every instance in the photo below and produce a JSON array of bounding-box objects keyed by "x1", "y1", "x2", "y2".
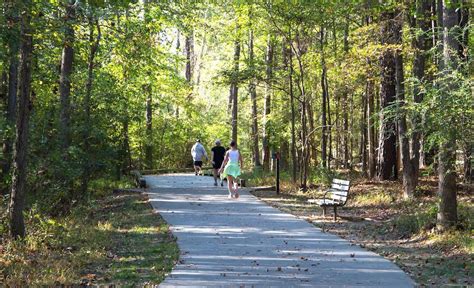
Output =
[{"x1": 333, "y1": 206, "x2": 337, "y2": 221}]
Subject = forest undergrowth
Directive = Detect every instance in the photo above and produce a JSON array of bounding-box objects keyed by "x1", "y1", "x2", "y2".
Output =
[{"x1": 0, "y1": 180, "x2": 178, "y2": 286}]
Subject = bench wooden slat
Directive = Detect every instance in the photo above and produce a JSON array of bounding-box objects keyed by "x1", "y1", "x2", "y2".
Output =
[
  {"x1": 333, "y1": 179, "x2": 350, "y2": 186},
  {"x1": 328, "y1": 190, "x2": 348, "y2": 196},
  {"x1": 331, "y1": 183, "x2": 350, "y2": 191},
  {"x1": 329, "y1": 194, "x2": 347, "y2": 202},
  {"x1": 308, "y1": 178, "x2": 351, "y2": 221},
  {"x1": 308, "y1": 199, "x2": 341, "y2": 205}
]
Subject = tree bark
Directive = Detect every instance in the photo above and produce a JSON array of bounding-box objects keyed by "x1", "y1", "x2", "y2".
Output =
[
  {"x1": 145, "y1": 85, "x2": 153, "y2": 169},
  {"x1": 321, "y1": 28, "x2": 328, "y2": 169},
  {"x1": 59, "y1": 0, "x2": 75, "y2": 151},
  {"x1": 287, "y1": 36, "x2": 297, "y2": 183},
  {"x1": 367, "y1": 75, "x2": 376, "y2": 178},
  {"x1": 437, "y1": 0, "x2": 459, "y2": 231},
  {"x1": 230, "y1": 30, "x2": 240, "y2": 142},
  {"x1": 395, "y1": 17, "x2": 417, "y2": 198},
  {"x1": 2, "y1": 0, "x2": 19, "y2": 177},
  {"x1": 185, "y1": 30, "x2": 194, "y2": 83},
  {"x1": 361, "y1": 86, "x2": 368, "y2": 175},
  {"x1": 81, "y1": 16, "x2": 100, "y2": 196},
  {"x1": 342, "y1": 22, "x2": 350, "y2": 169},
  {"x1": 293, "y1": 34, "x2": 308, "y2": 190},
  {"x1": 377, "y1": 10, "x2": 398, "y2": 181},
  {"x1": 9, "y1": 5, "x2": 32, "y2": 239},
  {"x1": 411, "y1": 0, "x2": 432, "y2": 172},
  {"x1": 262, "y1": 36, "x2": 273, "y2": 171},
  {"x1": 248, "y1": 28, "x2": 260, "y2": 167}
]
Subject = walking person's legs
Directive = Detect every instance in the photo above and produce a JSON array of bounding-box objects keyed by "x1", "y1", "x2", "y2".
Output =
[
  {"x1": 213, "y1": 168, "x2": 218, "y2": 185},
  {"x1": 194, "y1": 164, "x2": 199, "y2": 175},
  {"x1": 227, "y1": 176, "x2": 235, "y2": 198},
  {"x1": 194, "y1": 161, "x2": 203, "y2": 175}
]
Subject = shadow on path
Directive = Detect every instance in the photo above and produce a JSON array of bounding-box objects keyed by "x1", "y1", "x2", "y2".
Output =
[{"x1": 145, "y1": 174, "x2": 414, "y2": 287}]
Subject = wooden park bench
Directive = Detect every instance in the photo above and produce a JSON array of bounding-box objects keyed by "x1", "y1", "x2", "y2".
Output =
[{"x1": 308, "y1": 178, "x2": 350, "y2": 221}]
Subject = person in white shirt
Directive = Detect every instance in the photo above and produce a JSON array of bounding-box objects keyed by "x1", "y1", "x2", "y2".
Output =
[{"x1": 191, "y1": 139, "x2": 208, "y2": 176}]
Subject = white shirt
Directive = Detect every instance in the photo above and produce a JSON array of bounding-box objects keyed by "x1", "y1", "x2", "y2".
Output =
[
  {"x1": 228, "y1": 149, "x2": 239, "y2": 162},
  {"x1": 191, "y1": 142, "x2": 207, "y2": 161}
]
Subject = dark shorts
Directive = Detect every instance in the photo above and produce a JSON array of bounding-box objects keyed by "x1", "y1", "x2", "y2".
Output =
[
  {"x1": 213, "y1": 161, "x2": 223, "y2": 169},
  {"x1": 194, "y1": 161, "x2": 203, "y2": 167}
]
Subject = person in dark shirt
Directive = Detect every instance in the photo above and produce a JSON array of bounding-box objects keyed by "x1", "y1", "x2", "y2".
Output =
[{"x1": 211, "y1": 139, "x2": 226, "y2": 186}]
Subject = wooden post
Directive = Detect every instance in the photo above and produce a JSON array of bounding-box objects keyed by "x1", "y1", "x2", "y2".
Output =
[{"x1": 276, "y1": 152, "x2": 280, "y2": 195}]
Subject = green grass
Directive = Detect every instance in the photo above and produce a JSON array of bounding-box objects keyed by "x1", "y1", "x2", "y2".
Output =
[{"x1": 0, "y1": 192, "x2": 178, "y2": 286}]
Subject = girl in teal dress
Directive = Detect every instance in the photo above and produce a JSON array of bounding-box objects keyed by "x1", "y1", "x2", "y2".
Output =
[{"x1": 219, "y1": 140, "x2": 243, "y2": 199}]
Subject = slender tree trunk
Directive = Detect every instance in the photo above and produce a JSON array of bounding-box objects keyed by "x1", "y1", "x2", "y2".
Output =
[
  {"x1": 377, "y1": 10, "x2": 398, "y2": 181},
  {"x1": 307, "y1": 99, "x2": 316, "y2": 165},
  {"x1": 395, "y1": 18, "x2": 417, "y2": 198},
  {"x1": 437, "y1": 0, "x2": 460, "y2": 231},
  {"x1": 288, "y1": 36, "x2": 297, "y2": 183},
  {"x1": 320, "y1": 28, "x2": 328, "y2": 169},
  {"x1": 81, "y1": 17, "x2": 100, "y2": 196},
  {"x1": 361, "y1": 89, "x2": 368, "y2": 175},
  {"x1": 9, "y1": 6, "x2": 32, "y2": 239},
  {"x1": 411, "y1": 0, "x2": 432, "y2": 172},
  {"x1": 293, "y1": 37, "x2": 308, "y2": 190},
  {"x1": 326, "y1": 70, "x2": 332, "y2": 170},
  {"x1": 59, "y1": 0, "x2": 75, "y2": 151},
  {"x1": 2, "y1": 0, "x2": 19, "y2": 178},
  {"x1": 342, "y1": 23, "x2": 350, "y2": 169},
  {"x1": 185, "y1": 30, "x2": 194, "y2": 83},
  {"x1": 230, "y1": 35, "x2": 240, "y2": 142},
  {"x1": 248, "y1": 28, "x2": 260, "y2": 167},
  {"x1": 145, "y1": 85, "x2": 153, "y2": 169},
  {"x1": 367, "y1": 76, "x2": 376, "y2": 178},
  {"x1": 463, "y1": 143, "x2": 472, "y2": 184},
  {"x1": 262, "y1": 36, "x2": 273, "y2": 171}
]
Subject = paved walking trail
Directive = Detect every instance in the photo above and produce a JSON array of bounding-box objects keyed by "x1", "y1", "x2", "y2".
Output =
[{"x1": 145, "y1": 174, "x2": 414, "y2": 287}]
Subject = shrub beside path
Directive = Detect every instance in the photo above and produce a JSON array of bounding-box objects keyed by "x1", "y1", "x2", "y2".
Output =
[{"x1": 145, "y1": 173, "x2": 414, "y2": 287}]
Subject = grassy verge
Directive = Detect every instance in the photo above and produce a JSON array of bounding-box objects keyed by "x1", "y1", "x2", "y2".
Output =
[
  {"x1": 0, "y1": 190, "x2": 178, "y2": 286},
  {"x1": 248, "y1": 172, "x2": 473, "y2": 287}
]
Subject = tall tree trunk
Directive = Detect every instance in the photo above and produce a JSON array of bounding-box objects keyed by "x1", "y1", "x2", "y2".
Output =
[
  {"x1": 437, "y1": 0, "x2": 460, "y2": 232},
  {"x1": 459, "y1": 0, "x2": 470, "y2": 183},
  {"x1": 230, "y1": 33, "x2": 240, "y2": 142},
  {"x1": 248, "y1": 28, "x2": 261, "y2": 167},
  {"x1": 293, "y1": 36, "x2": 308, "y2": 190},
  {"x1": 367, "y1": 76, "x2": 376, "y2": 178},
  {"x1": 377, "y1": 10, "x2": 398, "y2": 181},
  {"x1": 395, "y1": 17, "x2": 417, "y2": 198},
  {"x1": 81, "y1": 16, "x2": 100, "y2": 196},
  {"x1": 361, "y1": 88, "x2": 368, "y2": 175},
  {"x1": 326, "y1": 68, "x2": 332, "y2": 170},
  {"x1": 288, "y1": 36, "x2": 297, "y2": 183},
  {"x1": 262, "y1": 36, "x2": 273, "y2": 171},
  {"x1": 145, "y1": 85, "x2": 153, "y2": 169},
  {"x1": 2, "y1": 0, "x2": 19, "y2": 178},
  {"x1": 185, "y1": 30, "x2": 194, "y2": 83},
  {"x1": 411, "y1": 0, "x2": 432, "y2": 172},
  {"x1": 321, "y1": 28, "x2": 328, "y2": 169},
  {"x1": 59, "y1": 0, "x2": 75, "y2": 151},
  {"x1": 9, "y1": 5, "x2": 32, "y2": 239},
  {"x1": 342, "y1": 22, "x2": 350, "y2": 169}
]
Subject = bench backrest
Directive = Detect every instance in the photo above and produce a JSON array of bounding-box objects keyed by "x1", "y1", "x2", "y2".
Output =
[{"x1": 328, "y1": 179, "x2": 350, "y2": 204}]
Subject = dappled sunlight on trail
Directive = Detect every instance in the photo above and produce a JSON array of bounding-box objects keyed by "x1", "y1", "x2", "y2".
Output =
[{"x1": 144, "y1": 174, "x2": 414, "y2": 287}]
